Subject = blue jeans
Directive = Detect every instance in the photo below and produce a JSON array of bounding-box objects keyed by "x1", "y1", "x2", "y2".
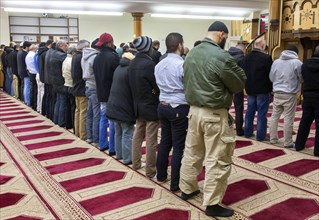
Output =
[
  {"x1": 157, "y1": 103, "x2": 189, "y2": 191},
  {"x1": 54, "y1": 93, "x2": 67, "y2": 127},
  {"x1": 245, "y1": 93, "x2": 270, "y2": 141},
  {"x1": 99, "y1": 102, "x2": 115, "y2": 152},
  {"x1": 115, "y1": 121, "x2": 134, "y2": 163},
  {"x1": 23, "y1": 77, "x2": 30, "y2": 106},
  {"x1": 86, "y1": 87, "x2": 100, "y2": 143},
  {"x1": 5, "y1": 67, "x2": 13, "y2": 96}
]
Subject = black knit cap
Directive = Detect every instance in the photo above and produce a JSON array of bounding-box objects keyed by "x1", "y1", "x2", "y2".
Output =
[
  {"x1": 287, "y1": 45, "x2": 299, "y2": 54},
  {"x1": 91, "y1": 38, "x2": 100, "y2": 49},
  {"x1": 208, "y1": 21, "x2": 229, "y2": 34}
]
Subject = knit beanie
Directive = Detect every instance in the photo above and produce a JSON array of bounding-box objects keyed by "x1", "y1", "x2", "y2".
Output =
[
  {"x1": 133, "y1": 36, "x2": 152, "y2": 53},
  {"x1": 208, "y1": 21, "x2": 229, "y2": 34},
  {"x1": 287, "y1": 45, "x2": 299, "y2": 54}
]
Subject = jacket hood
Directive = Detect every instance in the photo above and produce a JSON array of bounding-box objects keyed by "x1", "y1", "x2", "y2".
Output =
[
  {"x1": 119, "y1": 57, "x2": 131, "y2": 67},
  {"x1": 280, "y1": 50, "x2": 298, "y2": 60},
  {"x1": 82, "y1": 48, "x2": 99, "y2": 62},
  {"x1": 38, "y1": 46, "x2": 48, "y2": 56},
  {"x1": 228, "y1": 47, "x2": 244, "y2": 57}
]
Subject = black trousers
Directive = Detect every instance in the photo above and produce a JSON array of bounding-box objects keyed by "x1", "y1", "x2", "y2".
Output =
[
  {"x1": 295, "y1": 97, "x2": 319, "y2": 156},
  {"x1": 234, "y1": 91, "x2": 244, "y2": 136},
  {"x1": 29, "y1": 73, "x2": 38, "y2": 111},
  {"x1": 156, "y1": 103, "x2": 189, "y2": 191}
]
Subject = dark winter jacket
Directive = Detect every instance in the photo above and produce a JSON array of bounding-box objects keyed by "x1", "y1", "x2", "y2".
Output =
[
  {"x1": 129, "y1": 53, "x2": 159, "y2": 121},
  {"x1": 93, "y1": 47, "x2": 120, "y2": 102},
  {"x1": 151, "y1": 48, "x2": 162, "y2": 64},
  {"x1": 228, "y1": 47, "x2": 245, "y2": 67},
  {"x1": 106, "y1": 57, "x2": 135, "y2": 123},
  {"x1": 243, "y1": 48, "x2": 273, "y2": 95},
  {"x1": 44, "y1": 47, "x2": 67, "y2": 86},
  {"x1": 17, "y1": 50, "x2": 28, "y2": 78},
  {"x1": 38, "y1": 46, "x2": 49, "y2": 83},
  {"x1": 71, "y1": 51, "x2": 86, "y2": 96},
  {"x1": 302, "y1": 55, "x2": 319, "y2": 98},
  {"x1": 5, "y1": 48, "x2": 14, "y2": 68},
  {"x1": 8, "y1": 50, "x2": 18, "y2": 75}
]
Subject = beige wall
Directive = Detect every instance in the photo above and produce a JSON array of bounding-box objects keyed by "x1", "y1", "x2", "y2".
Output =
[
  {"x1": 1, "y1": 11, "x2": 230, "y2": 52},
  {"x1": 0, "y1": 8, "x2": 10, "y2": 44}
]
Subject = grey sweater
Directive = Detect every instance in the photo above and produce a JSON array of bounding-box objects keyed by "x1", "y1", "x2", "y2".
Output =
[
  {"x1": 269, "y1": 50, "x2": 303, "y2": 94},
  {"x1": 81, "y1": 48, "x2": 99, "y2": 90}
]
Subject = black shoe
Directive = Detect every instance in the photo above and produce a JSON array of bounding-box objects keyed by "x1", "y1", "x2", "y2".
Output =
[
  {"x1": 99, "y1": 148, "x2": 108, "y2": 152},
  {"x1": 124, "y1": 161, "x2": 132, "y2": 165},
  {"x1": 180, "y1": 190, "x2": 200, "y2": 201},
  {"x1": 109, "y1": 151, "x2": 116, "y2": 156},
  {"x1": 205, "y1": 204, "x2": 234, "y2": 217},
  {"x1": 236, "y1": 130, "x2": 244, "y2": 136},
  {"x1": 170, "y1": 186, "x2": 180, "y2": 192}
]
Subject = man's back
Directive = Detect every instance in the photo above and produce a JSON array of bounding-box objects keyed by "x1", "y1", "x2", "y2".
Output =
[
  {"x1": 184, "y1": 38, "x2": 246, "y2": 109},
  {"x1": 269, "y1": 50, "x2": 302, "y2": 94},
  {"x1": 302, "y1": 55, "x2": 319, "y2": 97},
  {"x1": 93, "y1": 47, "x2": 119, "y2": 103},
  {"x1": 129, "y1": 52, "x2": 159, "y2": 121},
  {"x1": 243, "y1": 48, "x2": 273, "y2": 95}
]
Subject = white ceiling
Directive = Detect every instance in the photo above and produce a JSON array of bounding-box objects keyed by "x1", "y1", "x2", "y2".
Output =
[{"x1": 1, "y1": 0, "x2": 269, "y2": 18}]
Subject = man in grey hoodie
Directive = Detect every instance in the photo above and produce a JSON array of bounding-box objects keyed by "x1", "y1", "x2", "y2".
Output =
[
  {"x1": 269, "y1": 45, "x2": 303, "y2": 148},
  {"x1": 82, "y1": 38, "x2": 101, "y2": 147}
]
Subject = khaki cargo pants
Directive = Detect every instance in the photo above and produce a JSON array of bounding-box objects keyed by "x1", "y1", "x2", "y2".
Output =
[{"x1": 179, "y1": 106, "x2": 235, "y2": 206}]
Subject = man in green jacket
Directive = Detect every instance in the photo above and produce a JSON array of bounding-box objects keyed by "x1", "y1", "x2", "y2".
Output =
[{"x1": 179, "y1": 21, "x2": 246, "y2": 217}]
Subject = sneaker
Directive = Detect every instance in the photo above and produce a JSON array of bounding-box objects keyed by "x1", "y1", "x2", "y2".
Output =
[
  {"x1": 270, "y1": 140, "x2": 278, "y2": 144},
  {"x1": 180, "y1": 190, "x2": 200, "y2": 201},
  {"x1": 284, "y1": 143, "x2": 295, "y2": 148},
  {"x1": 205, "y1": 204, "x2": 234, "y2": 217},
  {"x1": 86, "y1": 139, "x2": 93, "y2": 144},
  {"x1": 136, "y1": 162, "x2": 146, "y2": 169},
  {"x1": 156, "y1": 178, "x2": 168, "y2": 184},
  {"x1": 108, "y1": 151, "x2": 116, "y2": 156},
  {"x1": 91, "y1": 143, "x2": 99, "y2": 148},
  {"x1": 258, "y1": 137, "x2": 270, "y2": 142}
]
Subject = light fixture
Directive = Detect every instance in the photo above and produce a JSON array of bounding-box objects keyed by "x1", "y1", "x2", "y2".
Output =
[
  {"x1": 151, "y1": 13, "x2": 244, "y2": 21},
  {"x1": 3, "y1": 7, "x2": 123, "y2": 16}
]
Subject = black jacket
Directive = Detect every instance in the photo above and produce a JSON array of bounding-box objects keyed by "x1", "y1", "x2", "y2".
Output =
[
  {"x1": 129, "y1": 53, "x2": 159, "y2": 121},
  {"x1": 8, "y1": 50, "x2": 18, "y2": 75},
  {"x1": 17, "y1": 50, "x2": 28, "y2": 78},
  {"x1": 38, "y1": 46, "x2": 49, "y2": 83},
  {"x1": 106, "y1": 57, "x2": 135, "y2": 123},
  {"x1": 243, "y1": 48, "x2": 273, "y2": 95},
  {"x1": 5, "y1": 48, "x2": 13, "y2": 70},
  {"x1": 44, "y1": 47, "x2": 67, "y2": 86},
  {"x1": 302, "y1": 55, "x2": 319, "y2": 98},
  {"x1": 151, "y1": 48, "x2": 162, "y2": 64},
  {"x1": 228, "y1": 47, "x2": 245, "y2": 67},
  {"x1": 93, "y1": 47, "x2": 120, "y2": 102},
  {"x1": 71, "y1": 51, "x2": 86, "y2": 96}
]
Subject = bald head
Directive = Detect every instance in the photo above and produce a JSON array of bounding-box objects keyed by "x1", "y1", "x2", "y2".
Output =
[
  {"x1": 236, "y1": 43, "x2": 246, "y2": 53},
  {"x1": 254, "y1": 38, "x2": 266, "y2": 51},
  {"x1": 314, "y1": 45, "x2": 319, "y2": 56}
]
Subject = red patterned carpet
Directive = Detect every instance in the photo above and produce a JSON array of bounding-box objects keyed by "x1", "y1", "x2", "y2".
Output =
[{"x1": 0, "y1": 91, "x2": 318, "y2": 220}]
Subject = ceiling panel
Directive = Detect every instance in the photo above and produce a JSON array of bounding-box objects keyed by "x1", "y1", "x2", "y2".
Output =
[{"x1": 1, "y1": 0, "x2": 269, "y2": 17}]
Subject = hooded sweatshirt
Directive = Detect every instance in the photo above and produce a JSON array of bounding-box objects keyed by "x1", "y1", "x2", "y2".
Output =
[
  {"x1": 81, "y1": 48, "x2": 100, "y2": 90},
  {"x1": 269, "y1": 50, "x2": 303, "y2": 94}
]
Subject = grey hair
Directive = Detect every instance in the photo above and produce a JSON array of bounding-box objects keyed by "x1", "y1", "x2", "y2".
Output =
[
  {"x1": 77, "y1": 40, "x2": 90, "y2": 51},
  {"x1": 67, "y1": 45, "x2": 77, "y2": 54},
  {"x1": 56, "y1": 40, "x2": 66, "y2": 48}
]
